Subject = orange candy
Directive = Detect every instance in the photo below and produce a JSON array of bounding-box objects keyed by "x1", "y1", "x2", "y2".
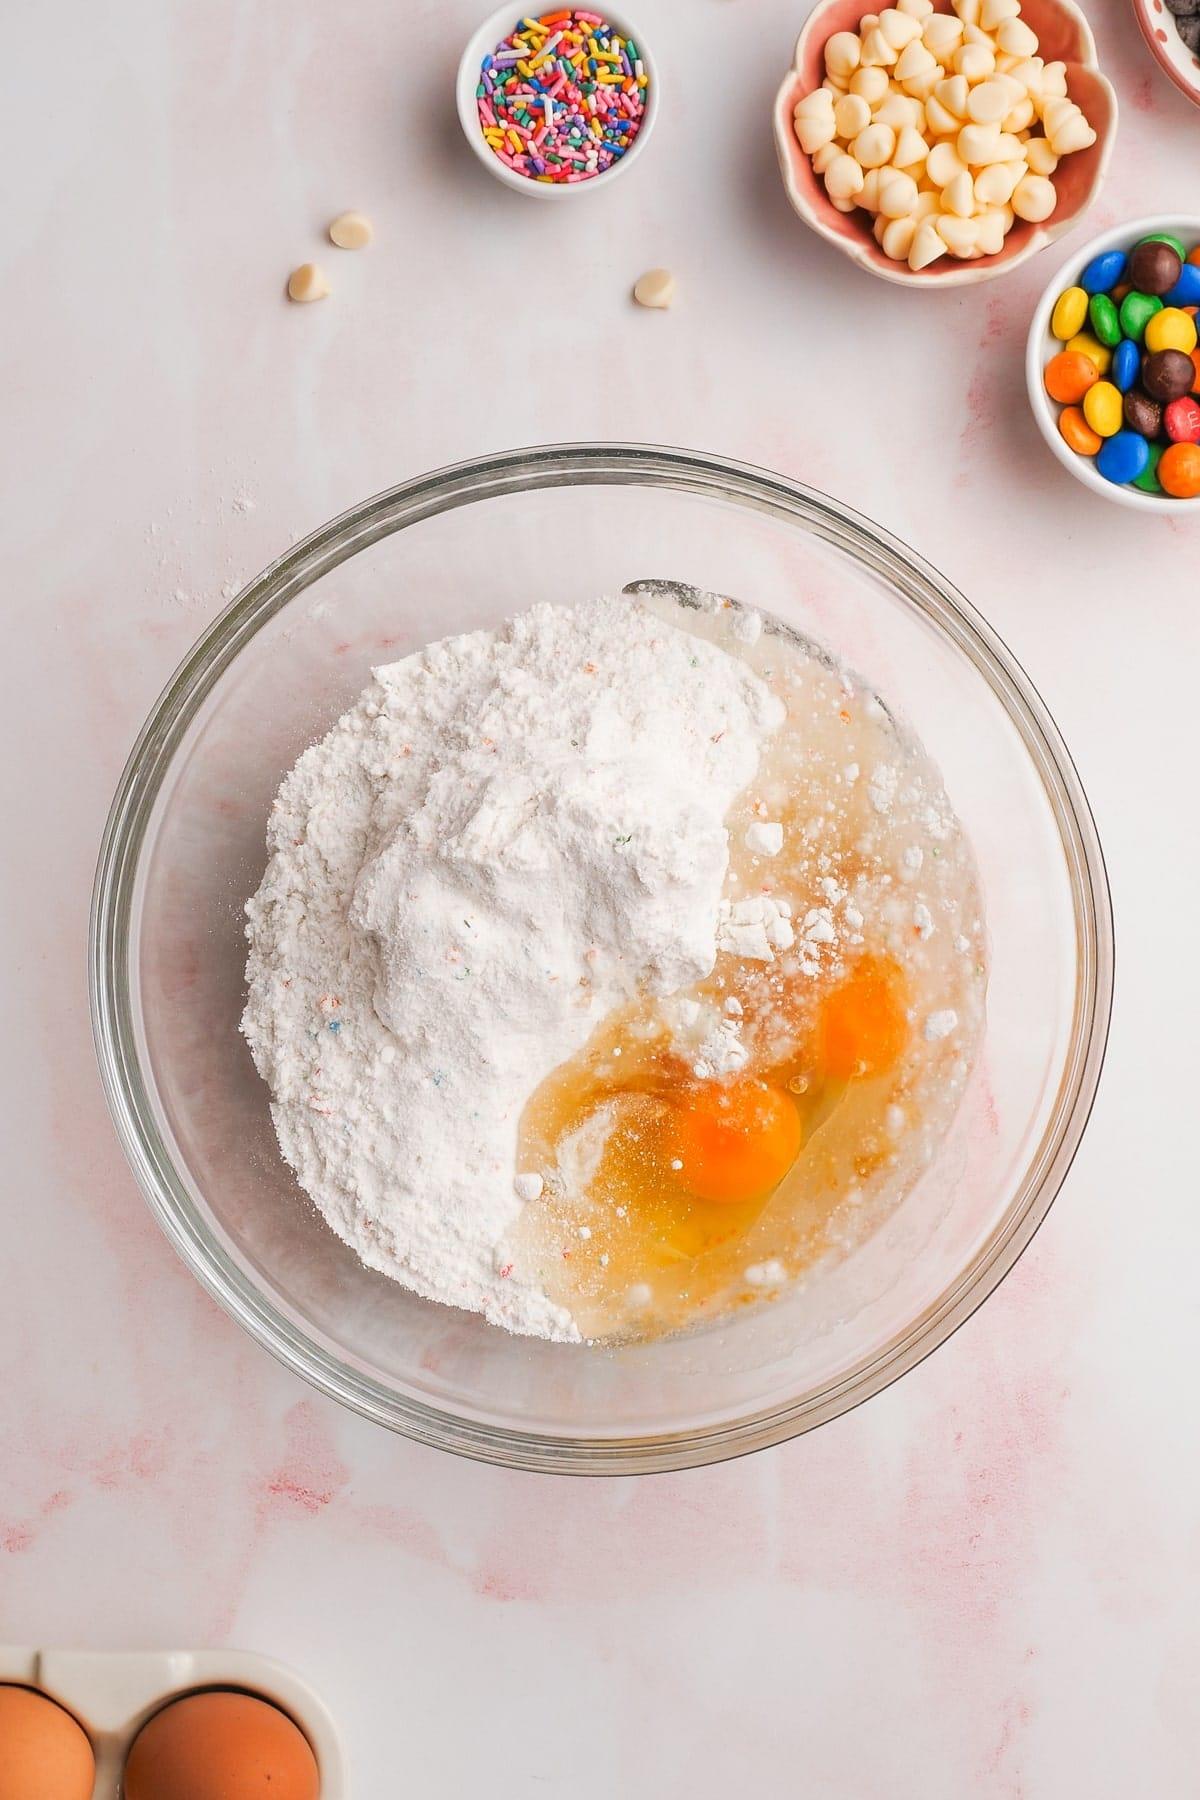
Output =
[
  {"x1": 1044, "y1": 349, "x2": 1099, "y2": 404},
  {"x1": 1191, "y1": 348, "x2": 1200, "y2": 395},
  {"x1": 819, "y1": 954, "x2": 909, "y2": 1082},
  {"x1": 1058, "y1": 404, "x2": 1102, "y2": 456},
  {"x1": 1159, "y1": 442, "x2": 1200, "y2": 498},
  {"x1": 1190, "y1": 247, "x2": 1200, "y2": 267},
  {"x1": 665, "y1": 1080, "x2": 802, "y2": 1205}
]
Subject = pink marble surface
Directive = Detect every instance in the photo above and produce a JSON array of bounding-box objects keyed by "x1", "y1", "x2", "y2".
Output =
[{"x1": 3, "y1": 0, "x2": 1199, "y2": 1792}]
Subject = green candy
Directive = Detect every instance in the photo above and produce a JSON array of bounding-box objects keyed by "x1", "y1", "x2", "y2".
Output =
[
  {"x1": 1119, "y1": 290, "x2": 1164, "y2": 343},
  {"x1": 1089, "y1": 292, "x2": 1121, "y2": 346},
  {"x1": 1132, "y1": 441, "x2": 1165, "y2": 494},
  {"x1": 1141, "y1": 232, "x2": 1188, "y2": 261}
]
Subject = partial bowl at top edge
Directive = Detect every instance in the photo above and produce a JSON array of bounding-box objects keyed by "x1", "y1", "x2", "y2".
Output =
[
  {"x1": 456, "y1": 3, "x2": 659, "y2": 198},
  {"x1": 1026, "y1": 213, "x2": 1200, "y2": 513},
  {"x1": 773, "y1": 0, "x2": 1117, "y2": 288},
  {"x1": 1131, "y1": 0, "x2": 1200, "y2": 109}
]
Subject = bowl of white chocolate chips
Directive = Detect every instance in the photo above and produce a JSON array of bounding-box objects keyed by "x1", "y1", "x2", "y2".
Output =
[{"x1": 774, "y1": 0, "x2": 1117, "y2": 285}]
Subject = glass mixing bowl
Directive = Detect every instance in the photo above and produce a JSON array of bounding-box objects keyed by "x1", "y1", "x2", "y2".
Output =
[{"x1": 90, "y1": 445, "x2": 1112, "y2": 1474}]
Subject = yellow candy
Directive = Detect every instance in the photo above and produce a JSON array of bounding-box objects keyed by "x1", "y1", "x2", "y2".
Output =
[
  {"x1": 1082, "y1": 379, "x2": 1122, "y2": 439},
  {"x1": 1144, "y1": 307, "x2": 1199, "y2": 356},
  {"x1": 1065, "y1": 331, "x2": 1112, "y2": 376},
  {"x1": 1051, "y1": 285, "x2": 1088, "y2": 341}
]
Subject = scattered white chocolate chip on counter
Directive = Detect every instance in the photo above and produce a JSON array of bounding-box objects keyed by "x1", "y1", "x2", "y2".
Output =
[
  {"x1": 633, "y1": 267, "x2": 676, "y2": 309},
  {"x1": 329, "y1": 210, "x2": 374, "y2": 249},
  {"x1": 287, "y1": 262, "x2": 330, "y2": 303}
]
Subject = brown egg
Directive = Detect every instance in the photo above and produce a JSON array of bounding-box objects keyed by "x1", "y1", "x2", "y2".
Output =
[
  {"x1": 123, "y1": 1689, "x2": 319, "y2": 1800},
  {"x1": 0, "y1": 1684, "x2": 95, "y2": 1800}
]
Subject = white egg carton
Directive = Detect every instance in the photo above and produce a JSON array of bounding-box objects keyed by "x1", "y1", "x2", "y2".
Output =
[{"x1": 0, "y1": 1643, "x2": 343, "y2": 1797}]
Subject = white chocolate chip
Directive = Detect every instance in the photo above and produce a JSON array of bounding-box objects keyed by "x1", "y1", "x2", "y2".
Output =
[
  {"x1": 825, "y1": 151, "x2": 866, "y2": 199},
  {"x1": 835, "y1": 91, "x2": 873, "y2": 136},
  {"x1": 922, "y1": 14, "x2": 965, "y2": 58},
  {"x1": 825, "y1": 31, "x2": 864, "y2": 78},
  {"x1": 795, "y1": 85, "x2": 836, "y2": 117},
  {"x1": 942, "y1": 169, "x2": 976, "y2": 216},
  {"x1": 850, "y1": 64, "x2": 891, "y2": 102},
  {"x1": 954, "y1": 41, "x2": 996, "y2": 81},
  {"x1": 934, "y1": 73, "x2": 971, "y2": 117},
  {"x1": 957, "y1": 120, "x2": 1002, "y2": 163},
  {"x1": 633, "y1": 268, "x2": 676, "y2": 309},
  {"x1": 923, "y1": 95, "x2": 962, "y2": 136},
  {"x1": 879, "y1": 7, "x2": 923, "y2": 48},
  {"x1": 908, "y1": 217, "x2": 948, "y2": 268},
  {"x1": 1001, "y1": 95, "x2": 1035, "y2": 131},
  {"x1": 795, "y1": 109, "x2": 837, "y2": 153},
  {"x1": 861, "y1": 25, "x2": 900, "y2": 64},
  {"x1": 976, "y1": 206, "x2": 1008, "y2": 253},
  {"x1": 1010, "y1": 171, "x2": 1056, "y2": 220},
  {"x1": 937, "y1": 212, "x2": 981, "y2": 255},
  {"x1": 973, "y1": 157, "x2": 1023, "y2": 204},
  {"x1": 1024, "y1": 135, "x2": 1058, "y2": 175},
  {"x1": 881, "y1": 214, "x2": 918, "y2": 259},
  {"x1": 879, "y1": 168, "x2": 920, "y2": 215},
  {"x1": 328, "y1": 210, "x2": 373, "y2": 249},
  {"x1": 893, "y1": 125, "x2": 930, "y2": 168},
  {"x1": 1041, "y1": 59, "x2": 1068, "y2": 97},
  {"x1": 287, "y1": 262, "x2": 330, "y2": 303},
  {"x1": 996, "y1": 14, "x2": 1038, "y2": 55},
  {"x1": 927, "y1": 139, "x2": 968, "y2": 184},
  {"x1": 967, "y1": 76, "x2": 1014, "y2": 120},
  {"x1": 514, "y1": 1172, "x2": 544, "y2": 1201},
  {"x1": 874, "y1": 90, "x2": 923, "y2": 129},
  {"x1": 853, "y1": 121, "x2": 897, "y2": 166}
]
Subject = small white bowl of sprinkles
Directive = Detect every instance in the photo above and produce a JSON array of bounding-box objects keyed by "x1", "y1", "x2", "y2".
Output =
[{"x1": 456, "y1": 4, "x2": 657, "y2": 196}]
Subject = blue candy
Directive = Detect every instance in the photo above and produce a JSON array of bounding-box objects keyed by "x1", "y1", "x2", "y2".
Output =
[
  {"x1": 1112, "y1": 338, "x2": 1140, "y2": 393},
  {"x1": 1080, "y1": 249, "x2": 1128, "y2": 295},
  {"x1": 1164, "y1": 262, "x2": 1200, "y2": 308},
  {"x1": 1096, "y1": 430, "x2": 1150, "y2": 486}
]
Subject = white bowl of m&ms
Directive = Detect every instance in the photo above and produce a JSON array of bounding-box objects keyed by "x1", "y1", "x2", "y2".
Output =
[
  {"x1": 1027, "y1": 216, "x2": 1200, "y2": 510},
  {"x1": 456, "y1": 4, "x2": 657, "y2": 197}
]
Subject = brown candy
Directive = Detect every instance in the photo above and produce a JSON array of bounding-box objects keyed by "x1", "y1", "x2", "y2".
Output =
[
  {"x1": 1123, "y1": 388, "x2": 1163, "y2": 438},
  {"x1": 1128, "y1": 239, "x2": 1183, "y2": 297},
  {"x1": 1142, "y1": 348, "x2": 1196, "y2": 402}
]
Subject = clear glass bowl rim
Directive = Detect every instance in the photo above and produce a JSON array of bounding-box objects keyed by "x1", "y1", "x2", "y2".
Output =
[{"x1": 89, "y1": 442, "x2": 1114, "y2": 1475}]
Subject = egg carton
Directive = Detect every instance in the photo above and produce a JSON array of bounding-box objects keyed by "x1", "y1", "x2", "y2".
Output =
[{"x1": 0, "y1": 1643, "x2": 343, "y2": 1797}]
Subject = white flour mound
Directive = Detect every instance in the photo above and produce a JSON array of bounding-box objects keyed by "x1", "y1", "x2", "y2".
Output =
[{"x1": 242, "y1": 598, "x2": 784, "y2": 1341}]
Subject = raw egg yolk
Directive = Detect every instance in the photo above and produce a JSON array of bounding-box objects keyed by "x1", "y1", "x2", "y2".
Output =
[
  {"x1": 664, "y1": 1080, "x2": 803, "y2": 1204},
  {"x1": 819, "y1": 953, "x2": 909, "y2": 1081}
]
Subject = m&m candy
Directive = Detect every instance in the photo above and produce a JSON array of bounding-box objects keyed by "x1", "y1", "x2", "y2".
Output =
[{"x1": 1043, "y1": 232, "x2": 1200, "y2": 500}]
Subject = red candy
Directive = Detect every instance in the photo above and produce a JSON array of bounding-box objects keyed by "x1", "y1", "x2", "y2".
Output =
[{"x1": 1165, "y1": 395, "x2": 1200, "y2": 445}]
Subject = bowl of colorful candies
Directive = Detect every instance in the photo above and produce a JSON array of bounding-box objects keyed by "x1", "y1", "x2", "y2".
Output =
[
  {"x1": 456, "y1": 4, "x2": 657, "y2": 197},
  {"x1": 1027, "y1": 216, "x2": 1200, "y2": 510}
]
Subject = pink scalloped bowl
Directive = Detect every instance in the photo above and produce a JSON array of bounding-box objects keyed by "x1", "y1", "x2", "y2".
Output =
[
  {"x1": 773, "y1": 0, "x2": 1118, "y2": 287},
  {"x1": 1132, "y1": 0, "x2": 1200, "y2": 108}
]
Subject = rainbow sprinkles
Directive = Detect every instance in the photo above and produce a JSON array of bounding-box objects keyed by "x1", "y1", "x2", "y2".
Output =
[{"x1": 475, "y1": 11, "x2": 650, "y2": 184}]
